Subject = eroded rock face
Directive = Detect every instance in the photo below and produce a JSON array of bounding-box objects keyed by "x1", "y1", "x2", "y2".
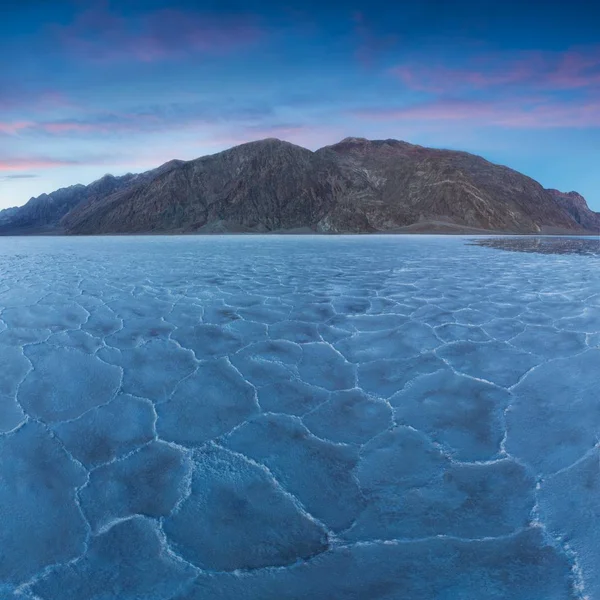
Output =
[
  {"x1": 547, "y1": 189, "x2": 600, "y2": 231},
  {"x1": 3, "y1": 138, "x2": 596, "y2": 235}
]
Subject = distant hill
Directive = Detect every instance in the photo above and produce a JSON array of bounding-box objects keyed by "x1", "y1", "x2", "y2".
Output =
[
  {"x1": 0, "y1": 174, "x2": 136, "y2": 234},
  {"x1": 1, "y1": 138, "x2": 598, "y2": 235}
]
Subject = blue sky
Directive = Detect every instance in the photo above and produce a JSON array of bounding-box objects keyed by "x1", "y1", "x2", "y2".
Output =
[{"x1": 1, "y1": 0, "x2": 599, "y2": 209}]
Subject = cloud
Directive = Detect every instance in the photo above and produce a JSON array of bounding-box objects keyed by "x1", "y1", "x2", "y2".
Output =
[
  {"x1": 0, "y1": 121, "x2": 36, "y2": 135},
  {"x1": 353, "y1": 97, "x2": 600, "y2": 129},
  {"x1": 548, "y1": 49, "x2": 600, "y2": 89},
  {"x1": 0, "y1": 174, "x2": 39, "y2": 180},
  {"x1": 377, "y1": 46, "x2": 600, "y2": 131},
  {"x1": 52, "y1": 3, "x2": 264, "y2": 63},
  {"x1": 0, "y1": 158, "x2": 84, "y2": 172},
  {"x1": 0, "y1": 97, "x2": 278, "y2": 138},
  {"x1": 34, "y1": 113, "x2": 161, "y2": 135},
  {"x1": 0, "y1": 154, "x2": 126, "y2": 173},
  {"x1": 0, "y1": 114, "x2": 178, "y2": 137},
  {"x1": 0, "y1": 89, "x2": 75, "y2": 113},
  {"x1": 390, "y1": 46, "x2": 600, "y2": 93}
]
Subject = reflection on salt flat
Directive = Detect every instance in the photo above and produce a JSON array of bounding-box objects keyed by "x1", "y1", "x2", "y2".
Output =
[{"x1": 472, "y1": 235, "x2": 600, "y2": 255}]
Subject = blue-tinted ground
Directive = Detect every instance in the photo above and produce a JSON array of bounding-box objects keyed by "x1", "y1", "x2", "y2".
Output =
[{"x1": 0, "y1": 235, "x2": 598, "y2": 600}]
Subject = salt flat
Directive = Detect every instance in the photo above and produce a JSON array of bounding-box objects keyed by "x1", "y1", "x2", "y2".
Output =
[{"x1": 0, "y1": 235, "x2": 598, "y2": 600}]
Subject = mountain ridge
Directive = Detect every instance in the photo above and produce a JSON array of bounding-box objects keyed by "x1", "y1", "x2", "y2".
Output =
[{"x1": 1, "y1": 137, "x2": 598, "y2": 235}]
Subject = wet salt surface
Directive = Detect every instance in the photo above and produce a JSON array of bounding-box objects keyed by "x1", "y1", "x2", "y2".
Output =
[
  {"x1": 0, "y1": 234, "x2": 598, "y2": 599},
  {"x1": 472, "y1": 235, "x2": 600, "y2": 255}
]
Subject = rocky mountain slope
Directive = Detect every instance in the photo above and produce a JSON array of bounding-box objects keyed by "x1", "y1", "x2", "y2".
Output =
[
  {"x1": 0, "y1": 206, "x2": 20, "y2": 226},
  {"x1": 0, "y1": 173, "x2": 136, "y2": 234},
  {"x1": 1, "y1": 138, "x2": 598, "y2": 235},
  {"x1": 319, "y1": 138, "x2": 592, "y2": 233},
  {"x1": 546, "y1": 189, "x2": 600, "y2": 231}
]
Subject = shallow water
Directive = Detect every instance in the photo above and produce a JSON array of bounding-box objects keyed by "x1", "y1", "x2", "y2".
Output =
[{"x1": 0, "y1": 235, "x2": 598, "y2": 599}]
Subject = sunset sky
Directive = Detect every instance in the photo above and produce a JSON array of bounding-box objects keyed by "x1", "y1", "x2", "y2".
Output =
[{"x1": 2, "y1": 0, "x2": 599, "y2": 209}]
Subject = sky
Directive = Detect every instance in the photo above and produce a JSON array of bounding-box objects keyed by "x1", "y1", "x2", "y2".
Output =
[{"x1": 1, "y1": 0, "x2": 599, "y2": 210}]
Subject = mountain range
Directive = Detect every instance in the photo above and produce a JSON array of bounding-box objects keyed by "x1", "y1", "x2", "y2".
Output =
[{"x1": 1, "y1": 137, "x2": 598, "y2": 235}]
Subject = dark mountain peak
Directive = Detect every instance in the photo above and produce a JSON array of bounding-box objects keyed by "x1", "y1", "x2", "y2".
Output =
[
  {"x1": 159, "y1": 159, "x2": 186, "y2": 168},
  {"x1": 149, "y1": 159, "x2": 186, "y2": 178},
  {"x1": 548, "y1": 189, "x2": 587, "y2": 203},
  {"x1": 329, "y1": 137, "x2": 414, "y2": 147},
  {"x1": 199, "y1": 138, "x2": 316, "y2": 170},
  {"x1": 230, "y1": 138, "x2": 308, "y2": 153},
  {"x1": 232, "y1": 137, "x2": 281, "y2": 148},
  {"x1": 257, "y1": 137, "x2": 284, "y2": 143},
  {"x1": 321, "y1": 137, "x2": 418, "y2": 160},
  {"x1": 324, "y1": 137, "x2": 376, "y2": 152},
  {"x1": 31, "y1": 193, "x2": 49, "y2": 201},
  {"x1": 338, "y1": 137, "x2": 371, "y2": 144},
  {"x1": 42, "y1": 183, "x2": 86, "y2": 197},
  {"x1": 92, "y1": 173, "x2": 136, "y2": 187}
]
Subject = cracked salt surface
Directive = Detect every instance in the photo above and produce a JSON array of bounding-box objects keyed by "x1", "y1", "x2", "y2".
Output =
[{"x1": 0, "y1": 234, "x2": 598, "y2": 599}]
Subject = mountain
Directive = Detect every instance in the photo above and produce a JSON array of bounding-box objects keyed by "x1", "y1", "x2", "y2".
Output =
[
  {"x1": 0, "y1": 173, "x2": 138, "y2": 234},
  {"x1": 0, "y1": 206, "x2": 20, "y2": 226},
  {"x1": 62, "y1": 140, "x2": 344, "y2": 234},
  {"x1": 546, "y1": 189, "x2": 600, "y2": 232},
  {"x1": 318, "y1": 138, "x2": 588, "y2": 233},
  {"x1": 0, "y1": 184, "x2": 85, "y2": 233},
  {"x1": 1, "y1": 138, "x2": 598, "y2": 235}
]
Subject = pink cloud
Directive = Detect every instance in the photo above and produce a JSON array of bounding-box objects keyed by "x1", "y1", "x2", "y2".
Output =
[
  {"x1": 53, "y1": 4, "x2": 263, "y2": 64},
  {"x1": 41, "y1": 122, "x2": 99, "y2": 134},
  {"x1": 0, "y1": 88, "x2": 78, "y2": 113},
  {"x1": 390, "y1": 63, "x2": 536, "y2": 93},
  {"x1": 0, "y1": 158, "x2": 80, "y2": 172},
  {"x1": 0, "y1": 121, "x2": 35, "y2": 135},
  {"x1": 354, "y1": 98, "x2": 600, "y2": 129},
  {"x1": 549, "y1": 50, "x2": 600, "y2": 89},
  {"x1": 391, "y1": 47, "x2": 600, "y2": 93},
  {"x1": 0, "y1": 111, "x2": 168, "y2": 137},
  {"x1": 0, "y1": 119, "x2": 110, "y2": 136}
]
